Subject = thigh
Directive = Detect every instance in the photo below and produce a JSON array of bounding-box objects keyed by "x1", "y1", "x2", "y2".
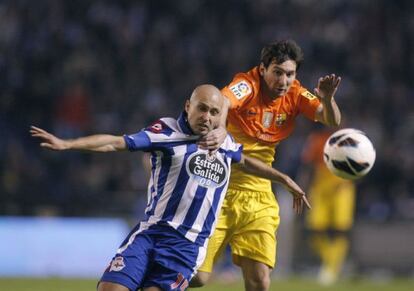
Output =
[
  {"x1": 99, "y1": 231, "x2": 153, "y2": 291},
  {"x1": 332, "y1": 183, "x2": 356, "y2": 230},
  {"x1": 144, "y1": 232, "x2": 203, "y2": 290},
  {"x1": 97, "y1": 281, "x2": 130, "y2": 291},
  {"x1": 230, "y1": 192, "x2": 280, "y2": 268},
  {"x1": 198, "y1": 207, "x2": 234, "y2": 273},
  {"x1": 306, "y1": 184, "x2": 331, "y2": 231}
]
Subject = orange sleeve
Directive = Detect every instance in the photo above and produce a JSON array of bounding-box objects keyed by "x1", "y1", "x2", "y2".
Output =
[
  {"x1": 297, "y1": 87, "x2": 321, "y2": 121},
  {"x1": 221, "y1": 75, "x2": 255, "y2": 110}
]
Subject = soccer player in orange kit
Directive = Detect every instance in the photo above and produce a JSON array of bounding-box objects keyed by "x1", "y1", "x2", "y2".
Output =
[
  {"x1": 192, "y1": 40, "x2": 342, "y2": 291},
  {"x1": 300, "y1": 128, "x2": 356, "y2": 285}
]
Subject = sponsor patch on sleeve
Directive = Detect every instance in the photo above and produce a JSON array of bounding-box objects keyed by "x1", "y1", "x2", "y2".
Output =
[
  {"x1": 301, "y1": 90, "x2": 317, "y2": 100},
  {"x1": 146, "y1": 119, "x2": 167, "y2": 134},
  {"x1": 229, "y1": 81, "x2": 252, "y2": 100}
]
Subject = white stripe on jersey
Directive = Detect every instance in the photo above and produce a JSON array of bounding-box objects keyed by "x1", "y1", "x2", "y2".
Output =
[
  {"x1": 145, "y1": 152, "x2": 162, "y2": 213},
  {"x1": 150, "y1": 145, "x2": 187, "y2": 220},
  {"x1": 126, "y1": 113, "x2": 242, "y2": 245},
  {"x1": 184, "y1": 186, "x2": 217, "y2": 242},
  {"x1": 169, "y1": 179, "x2": 199, "y2": 229}
]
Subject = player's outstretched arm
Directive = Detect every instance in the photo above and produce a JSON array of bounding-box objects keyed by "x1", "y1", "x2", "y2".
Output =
[
  {"x1": 314, "y1": 74, "x2": 341, "y2": 127},
  {"x1": 238, "y1": 154, "x2": 311, "y2": 214},
  {"x1": 30, "y1": 126, "x2": 126, "y2": 152}
]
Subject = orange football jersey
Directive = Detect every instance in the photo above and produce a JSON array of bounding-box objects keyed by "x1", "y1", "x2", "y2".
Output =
[
  {"x1": 222, "y1": 66, "x2": 321, "y2": 192},
  {"x1": 222, "y1": 66, "x2": 320, "y2": 144}
]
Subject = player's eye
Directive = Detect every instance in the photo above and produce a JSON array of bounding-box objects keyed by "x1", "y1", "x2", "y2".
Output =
[
  {"x1": 198, "y1": 105, "x2": 208, "y2": 112},
  {"x1": 210, "y1": 109, "x2": 219, "y2": 116}
]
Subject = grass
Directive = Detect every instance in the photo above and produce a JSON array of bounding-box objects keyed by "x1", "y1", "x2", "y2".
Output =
[{"x1": 1, "y1": 277, "x2": 413, "y2": 291}]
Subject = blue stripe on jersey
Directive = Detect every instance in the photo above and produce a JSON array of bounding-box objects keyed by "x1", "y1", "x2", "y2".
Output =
[
  {"x1": 161, "y1": 144, "x2": 197, "y2": 221},
  {"x1": 195, "y1": 183, "x2": 226, "y2": 245},
  {"x1": 177, "y1": 112, "x2": 193, "y2": 135},
  {"x1": 176, "y1": 186, "x2": 208, "y2": 235},
  {"x1": 145, "y1": 154, "x2": 172, "y2": 218}
]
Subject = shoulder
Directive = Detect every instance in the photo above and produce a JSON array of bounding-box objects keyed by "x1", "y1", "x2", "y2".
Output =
[
  {"x1": 145, "y1": 117, "x2": 177, "y2": 136},
  {"x1": 222, "y1": 67, "x2": 260, "y2": 106},
  {"x1": 291, "y1": 79, "x2": 318, "y2": 100},
  {"x1": 220, "y1": 134, "x2": 242, "y2": 152}
]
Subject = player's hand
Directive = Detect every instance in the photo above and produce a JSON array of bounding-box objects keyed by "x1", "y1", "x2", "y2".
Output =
[
  {"x1": 314, "y1": 74, "x2": 341, "y2": 102},
  {"x1": 282, "y1": 175, "x2": 311, "y2": 214},
  {"x1": 197, "y1": 126, "x2": 227, "y2": 151},
  {"x1": 30, "y1": 126, "x2": 68, "y2": 150}
]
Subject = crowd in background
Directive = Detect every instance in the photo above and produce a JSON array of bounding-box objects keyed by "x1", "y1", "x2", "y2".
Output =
[{"x1": 1, "y1": 0, "x2": 413, "y2": 222}]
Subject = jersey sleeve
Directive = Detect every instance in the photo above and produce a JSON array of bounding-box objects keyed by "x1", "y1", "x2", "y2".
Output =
[
  {"x1": 221, "y1": 77, "x2": 254, "y2": 110},
  {"x1": 123, "y1": 131, "x2": 151, "y2": 151},
  {"x1": 123, "y1": 119, "x2": 174, "y2": 152},
  {"x1": 297, "y1": 87, "x2": 321, "y2": 121},
  {"x1": 223, "y1": 134, "x2": 243, "y2": 163}
]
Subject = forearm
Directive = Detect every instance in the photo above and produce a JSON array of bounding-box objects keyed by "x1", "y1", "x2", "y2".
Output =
[
  {"x1": 65, "y1": 134, "x2": 126, "y2": 152},
  {"x1": 240, "y1": 155, "x2": 288, "y2": 185},
  {"x1": 320, "y1": 98, "x2": 341, "y2": 127}
]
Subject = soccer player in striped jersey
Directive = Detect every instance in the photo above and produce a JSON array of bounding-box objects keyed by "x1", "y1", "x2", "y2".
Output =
[{"x1": 31, "y1": 84, "x2": 309, "y2": 291}]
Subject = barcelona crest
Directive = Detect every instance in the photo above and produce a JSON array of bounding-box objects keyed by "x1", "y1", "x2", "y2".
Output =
[{"x1": 275, "y1": 113, "x2": 287, "y2": 126}]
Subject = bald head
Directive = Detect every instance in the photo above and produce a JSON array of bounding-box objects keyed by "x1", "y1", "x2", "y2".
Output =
[
  {"x1": 190, "y1": 84, "x2": 224, "y2": 104},
  {"x1": 185, "y1": 84, "x2": 224, "y2": 135}
]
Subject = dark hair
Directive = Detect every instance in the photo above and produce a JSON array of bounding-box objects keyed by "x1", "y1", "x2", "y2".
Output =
[{"x1": 260, "y1": 40, "x2": 304, "y2": 70}]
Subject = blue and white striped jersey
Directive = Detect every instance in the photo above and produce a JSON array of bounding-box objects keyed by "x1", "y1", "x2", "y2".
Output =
[{"x1": 123, "y1": 112, "x2": 242, "y2": 246}]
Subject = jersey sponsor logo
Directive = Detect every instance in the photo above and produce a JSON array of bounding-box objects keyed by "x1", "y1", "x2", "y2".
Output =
[
  {"x1": 301, "y1": 90, "x2": 317, "y2": 100},
  {"x1": 262, "y1": 112, "x2": 273, "y2": 128},
  {"x1": 109, "y1": 256, "x2": 125, "y2": 272},
  {"x1": 148, "y1": 120, "x2": 164, "y2": 133},
  {"x1": 229, "y1": 81, "x2": 252, "y2": 100},
  {"x1": 186, "y1": 152, "x2": 228, "y2": 188},
  {"x1": 275, "y1": 113, "x2": 287, "y2": 126}
]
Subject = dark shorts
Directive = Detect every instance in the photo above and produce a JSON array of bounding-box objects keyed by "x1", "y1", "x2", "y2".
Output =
[{"x1": 99, "y1": 224, "x2": 205, "y2": 290}]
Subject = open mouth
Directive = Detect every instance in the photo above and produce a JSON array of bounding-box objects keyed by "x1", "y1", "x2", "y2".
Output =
[{"x1": 275, "y1": 88, "x2": 285, "y2": 94}]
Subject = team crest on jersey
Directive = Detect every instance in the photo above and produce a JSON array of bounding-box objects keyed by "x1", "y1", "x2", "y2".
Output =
[
  {"x1": 186, "y1": 152, "x2": 228, "y2": 188},
  {"x1": 109, "y1": 256, "x2": 125, "y2": 272},
  {"x1": 262, "y1": 112, "x2": 274, "y2": 128},
  {"x1": 301, "y1": 90, "x2": 317, "y2": 100},
  {"x1": 229, "y1": 81, "x2": 252, "y2": 100},
  {"x1": 275, "y1": 113, "x2": 287, "y2": 126}
]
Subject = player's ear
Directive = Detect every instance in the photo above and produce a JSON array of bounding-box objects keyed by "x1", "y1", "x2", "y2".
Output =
[
  {"x1": 259, "y1": 63, "x2": 265, "y2": 76},
  {"x1": 185, "y1": 100, "x2": 190, "y2": 113}
]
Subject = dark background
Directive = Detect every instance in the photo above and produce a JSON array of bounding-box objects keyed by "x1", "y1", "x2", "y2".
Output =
[{"x1": 1, "y1": 0, "x2": 413, "y2": 246}]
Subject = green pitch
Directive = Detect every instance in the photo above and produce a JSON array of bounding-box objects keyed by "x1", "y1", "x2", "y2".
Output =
[{"x1": 1, "y1": 278, "x2": 413, "y2": 291}]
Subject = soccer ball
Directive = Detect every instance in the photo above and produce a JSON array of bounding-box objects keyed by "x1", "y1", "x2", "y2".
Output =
[{"x1": 323, "y1": 128, "x2": 376, "y2": 180}]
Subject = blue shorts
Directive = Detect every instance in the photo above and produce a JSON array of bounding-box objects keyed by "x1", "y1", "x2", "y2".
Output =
[{"x1": 99, "y1": 224, "x2": 205, "y2": 290}]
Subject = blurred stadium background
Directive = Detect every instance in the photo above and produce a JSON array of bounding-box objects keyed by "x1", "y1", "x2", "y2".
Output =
[{"x1": 1, "y1": 0, "x2": 413, "y2": 290}]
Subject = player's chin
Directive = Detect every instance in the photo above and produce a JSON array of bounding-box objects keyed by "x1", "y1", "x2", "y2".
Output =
[
  {"x1": 273, "y1": 89, "x2": 286, "y2": 96},
  {"x1": 198, "y1": 128, "x2": 210, "y2": 135}
]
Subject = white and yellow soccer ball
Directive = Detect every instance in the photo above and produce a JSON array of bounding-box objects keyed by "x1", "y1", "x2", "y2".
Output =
[{"x1": 323, "y1": 128, "x2": 376, "y2": 180}]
